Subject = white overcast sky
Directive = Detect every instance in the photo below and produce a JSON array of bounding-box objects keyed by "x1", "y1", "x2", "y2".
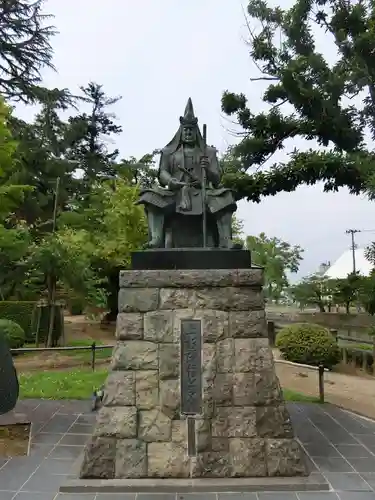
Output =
[{"x1": 14, "y1": 0, "x2": 375, "y2": 279}]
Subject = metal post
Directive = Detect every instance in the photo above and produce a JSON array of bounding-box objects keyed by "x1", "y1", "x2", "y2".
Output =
[
  {"x1": 318, "y1": 364, "x2": 325, "y2": 403},
  {"x1": 267, "y1": 321, "x2": 276, "y2": 347},
  {"x1": 91, "y1": 342, "x2": 96, "y2": 372}
]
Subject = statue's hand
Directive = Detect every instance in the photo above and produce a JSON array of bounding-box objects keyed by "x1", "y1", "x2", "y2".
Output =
[
  {"x1": 168, "y1": 178, "x2": 185, "y2": 191},
  {"x1": 200, "y1": 156, "x2": 209, "y2": 169}
]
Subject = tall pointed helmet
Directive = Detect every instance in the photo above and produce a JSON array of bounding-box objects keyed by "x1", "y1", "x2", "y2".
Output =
[{"x1": 180, "y1": 97, "x2": 198, "y2": 126}]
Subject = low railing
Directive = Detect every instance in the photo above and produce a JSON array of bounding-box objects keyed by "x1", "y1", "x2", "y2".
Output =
[
  {"x1": 11, "y1": 340, "x2": 329, "y2": 404},
  {"x1": 11, "y1": 342, "x2": 114, "y2": 372}
]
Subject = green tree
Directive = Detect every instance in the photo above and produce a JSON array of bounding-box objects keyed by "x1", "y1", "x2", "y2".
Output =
[
  {"x1": 221, "y1": 0, "x2": 375, "y2": 202},
  {"x1": 27, "y1": 228, "x2": 102, "y2": 346},
  {"x1": 0, "y1": 0, "x2": 56, "y2": 103},
  {"x1": 246, "y1": 232, "x2": 303, "y2": 300},
  {"x1": 333, "y1": 273, "x2": 363, "y2": 314},
  {"x1": 289, "y1": 275, "x2": 335, "y2": 312},
  {"x1": 60, "y1": 179, "x2": 148, "y2": 320},
  {"x1": 0, "y1": 223, "x2": 31, "y2": 300},
  {"x1": 66, "y1": 82, "x2": 122, "y2": 188},
  {"x1": 0, "y1": 98, "x2": 33, "y2": 220}
]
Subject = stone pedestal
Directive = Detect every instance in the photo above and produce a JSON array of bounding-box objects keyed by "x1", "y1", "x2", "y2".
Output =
[{"x1": 80, "y1": 268, "x2": 308, "y2": 479}]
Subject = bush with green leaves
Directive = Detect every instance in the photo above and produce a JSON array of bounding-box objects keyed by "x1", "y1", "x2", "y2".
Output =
[
  {"x1": 0, "y1": 319, "x2": 25, "y2": 349},
  {"x1": 276, "y1": 323, "x2": 341, "y2": 369}
]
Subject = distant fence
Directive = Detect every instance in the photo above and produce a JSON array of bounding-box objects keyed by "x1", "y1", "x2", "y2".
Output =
[
  {"x1": 11, "y1": 339, "x2": 329, "y2": 403},
  {"x1": 11, "y1": 343, "x2": 114, "y2": 372}
]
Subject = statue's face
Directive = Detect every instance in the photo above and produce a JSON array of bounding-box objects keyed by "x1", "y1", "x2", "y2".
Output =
[{"x1": 181, "y1": 125, "x2": 196, "y2": 145}]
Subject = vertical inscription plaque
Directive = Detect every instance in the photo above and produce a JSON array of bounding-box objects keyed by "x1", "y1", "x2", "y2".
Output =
[{"x1": 180, "y1": 319, "x2": 202, "y2": 415}]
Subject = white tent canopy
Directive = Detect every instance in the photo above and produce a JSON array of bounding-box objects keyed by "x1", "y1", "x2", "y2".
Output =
[{"x1": 324, "y1": 248, "x2": 373, "y2": 279}]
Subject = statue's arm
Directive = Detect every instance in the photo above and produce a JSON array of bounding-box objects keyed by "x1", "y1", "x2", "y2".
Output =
[
  {"x1": 206, "y1": 149, "x2": 221, "y2": 187},
  {"x1": 158, "y1": 153, "x2": 173, "y2": 187}
]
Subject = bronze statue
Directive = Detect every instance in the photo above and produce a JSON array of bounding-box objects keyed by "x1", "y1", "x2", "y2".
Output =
[{"x1": 137, "y1": 98, "x2": 240, "y2": 249}]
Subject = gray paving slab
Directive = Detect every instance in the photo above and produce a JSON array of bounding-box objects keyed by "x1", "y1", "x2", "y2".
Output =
[{"x1": 0, "y1": 400, "x2": 374, "y2": 499}]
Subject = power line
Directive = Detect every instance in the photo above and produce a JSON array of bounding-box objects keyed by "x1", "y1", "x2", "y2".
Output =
[{"x1": 346, "y1": 229, "x2": 361, "y2": 273}]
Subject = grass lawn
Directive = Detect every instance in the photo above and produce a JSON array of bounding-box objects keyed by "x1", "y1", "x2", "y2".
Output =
[{"x1": 19, "y1": 368, "x2": 320, "y2": 402}]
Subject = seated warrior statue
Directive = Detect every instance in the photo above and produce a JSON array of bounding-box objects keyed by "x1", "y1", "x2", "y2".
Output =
[{"x1": 137, "y1": 98, "x2": 241, "y2": 249}]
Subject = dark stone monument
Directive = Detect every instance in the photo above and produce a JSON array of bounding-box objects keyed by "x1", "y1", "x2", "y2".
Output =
[{"x1": 0, "y1": 333, "x2": 19, "y2": 416}]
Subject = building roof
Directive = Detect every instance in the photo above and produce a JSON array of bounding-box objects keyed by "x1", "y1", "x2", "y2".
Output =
[{"x1": 324, "y1": 248, "x2": 373, "y2": 279}]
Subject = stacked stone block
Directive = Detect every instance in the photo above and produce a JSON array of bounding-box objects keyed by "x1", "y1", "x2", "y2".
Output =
[{"x1": 80, "y1": 268, "x2": 308, "y2": 479}]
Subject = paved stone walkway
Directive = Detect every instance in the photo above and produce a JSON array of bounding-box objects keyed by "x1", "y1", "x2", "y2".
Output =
[{"x1": 1, "y1": 400, "x2": 375, "y2": 499}]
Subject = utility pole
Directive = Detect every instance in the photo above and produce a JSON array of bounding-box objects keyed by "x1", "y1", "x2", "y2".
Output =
[{"x1": 346, "y1": 229, "x2": 361, "y2": 274}]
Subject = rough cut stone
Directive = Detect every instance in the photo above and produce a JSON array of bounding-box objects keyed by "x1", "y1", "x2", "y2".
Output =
[
  {"x1": 234, "y1": 338, "x2": 271, "y2": 372},
  {"x1": 193, "y1": 451, "x2": 231, "y2": 477},
  {"x1": 256, "y1": 404, "x2": 294, "y2": 438},
  {"x1": 138, "y1": 409, "x2": 172, "y2": 442},
  {"x1": 102, "y1": 372, "x2": 135, "y2": 407},
  {"x1": 212, "y1": 373, "x2": 233, "y2": 406},
  {"x1": 216, "y1": 338, "x2": 234, "y2": 373},
  {"x1": 266, "y1": 439, "x2": 308, "y2": 476},
  {"x1": 111, "y1": 342, "x2": 158, "y2": 371},
  {"x1": 159, "y1": 288, "x2": 192, "y2": 309},
  {"x1": 230, "y1": 438, "x2": 267, "y2": 477},
  {"x1": 172, "y1": 309, "x2": 195, "y2": 338},
  {"x1": 144, "y1": 310, "x2": 175, "y2": 342},
  {"x1": 194, "y1": 288, "x2": 264, "y2": 311},
  {"x1": 254, "y1": 371, "x2": 283, "y2": 407},
  {"x1": 160, "y1": 379, "x2": 180, "y2": 418},
  {"x1": 135, "y1": 371, "x2": 159, "y2": 410},
  {"x1": 202, "y1": 342, "x2": 217, "y2": 381},
  {"x1": 159, "y1": 344, "x2": 179, "y2": 379},
  {"x1": 119, "y1": 268, "x2": 263, "y2": 289},
  {"x1": 212, "y1": 437, "x2": 229, "y2": 452},
  {"x1": 148, "y1": 442, "x2": 190, "y2": 477},
  {"x1": 116, "y1": 439, "x2": 147, "y2": 478},
  {"x1": 80, "y1": 436, "x2": 116, "y2": 478},
  {"x1": 94, "y1": 407, "x2": 137, "y2": 438},
  {"x1": 195, "y1": 309, "x2": 229, "y2": 342},
  {"x1": 196, "y1": 418, "x2": 212, "y2": 453},
  {"x1": 118, "y1": 288, "x2": 159, "y2": 312},
  {"x1": 229, "y1": 310, "x2": 267, "y2": 338},
  {"x1": 171, "y1": 420, "x2": 187, "y2": 446},
  {"x1": 212, "y1": 407, "x2": 256, "y2": 438},
  {"x1": 116, "y1": 313, "x2": 143, "y2": 340}
]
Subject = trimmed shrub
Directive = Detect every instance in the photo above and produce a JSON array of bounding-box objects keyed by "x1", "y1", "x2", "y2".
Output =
[
  {"x1": 0, "y1": 301, "x2": 63, "y2": 345},
  {"x1": 69, "y1": 298, "x2": 84, "y2": 316},
  {"x1": 276, "y1": 322, "x2": 341, "y2": 368},
  {"x1": 0, "y1": 319, "x2": 25, "y2": 349},
  {"x1": 0, "y1": 301, "x2": 35, "y2": 341}
]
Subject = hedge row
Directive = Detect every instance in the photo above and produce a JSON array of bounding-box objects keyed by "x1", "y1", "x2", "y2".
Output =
[{"x1": 0, "y1": 301, "x2": 63, "y2": 345}]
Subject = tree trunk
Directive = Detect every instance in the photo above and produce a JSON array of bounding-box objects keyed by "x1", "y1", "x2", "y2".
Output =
[
  {"x1": 346, "y1": 302, "x2": 350, "y2": 314},
  {"x1": 46, "y1": 273, "x2": 56, "y2": 348}
]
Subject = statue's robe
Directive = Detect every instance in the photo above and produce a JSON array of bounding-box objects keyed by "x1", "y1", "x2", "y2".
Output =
[
  {"x1": 137, "y1": 119, "x2": 237, "y2": 219},
  {"x1": 137, "y1": 138, "x2": 236, "y2": 217}
]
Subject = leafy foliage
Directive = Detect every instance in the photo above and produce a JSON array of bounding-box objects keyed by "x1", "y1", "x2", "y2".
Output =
[
  {"x1": 290, "y1": 272, "x2": 365, "y2": 312},
  {"x1": 276, "y1": 322, "x2": 341, "y2": 368},
  {"x1": 289, "y1": 275, "x2": 335, "y2": 312},
  {"x1": 246, "y1": 232, "x2": 303, "y2": 300},
  {"x1": 0, "y1": 0, "x2": 56, "y2": 103},
  {"x1": 0, "y1": 318, "x2": 25, "y2": 349},
  {"x1": 221, "y1": 0, "x2": 375, "y2": 201},
  {"x1": 66, "y1": 82, "x2": 122, "y2": 186},
  {"x1": 333, "y1": 273, "x2": 364, "y2": 313}
]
